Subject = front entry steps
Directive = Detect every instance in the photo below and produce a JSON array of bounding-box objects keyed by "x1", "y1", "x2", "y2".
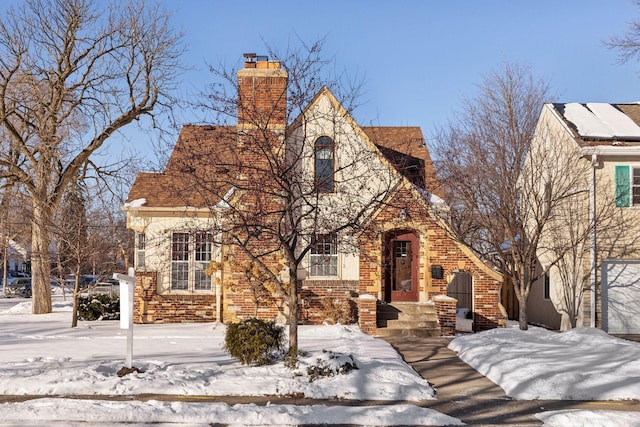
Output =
[{"x1": 375, "y1": 302, "x2": 441, "y2": 338}]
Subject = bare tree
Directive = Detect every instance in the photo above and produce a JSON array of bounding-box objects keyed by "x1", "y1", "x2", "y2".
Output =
[
  {"x1": 175, "y1": 41, "x2": 399, "y2": 365},
  {"x1": 0, "y1": 0, "x2": 184, "y2": 313},
  {"x1": 606, "y1": 0, "x2": 640, "y2": 65},
  {"x1": 55, "y1": 184, "x2": 89, "y2": 327},
  {"x1": 432, "y1": 61, "x2": 554, "y2": 330}
]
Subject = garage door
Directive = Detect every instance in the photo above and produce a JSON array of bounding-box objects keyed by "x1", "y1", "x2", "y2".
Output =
[{"x1": 602, "y1": 260, "x2": 640, "y2": 334}]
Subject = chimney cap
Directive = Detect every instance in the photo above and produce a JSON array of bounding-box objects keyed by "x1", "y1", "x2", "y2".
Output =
[{"x1": 243, "y1": 53, "x2": 269, "y2": 63}]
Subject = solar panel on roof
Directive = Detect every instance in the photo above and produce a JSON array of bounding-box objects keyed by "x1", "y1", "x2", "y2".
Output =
[
  {"x1": 563, "y1": 103, "x2": 614, "y2": 138},
  {"x1": 563, "y1": 103, "x2": 640, "y2": 139},
  {"x1": 586, "y1": 103, "x2": 640, "y2": 138}
]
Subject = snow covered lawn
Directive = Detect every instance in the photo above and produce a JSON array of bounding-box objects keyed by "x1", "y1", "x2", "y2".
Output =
[
  {"x1": 0, "y1": 299, "x2": 462, "y2": 426},
  {"x1": 0, "y1": 300, "x2": 434, "y2": 401},
  {"x1": 449, "y1": 326, "x2": 640, "y2": 400},
  {"x1": 2, "y1": 298, "x2": 640, "y2": 426}
]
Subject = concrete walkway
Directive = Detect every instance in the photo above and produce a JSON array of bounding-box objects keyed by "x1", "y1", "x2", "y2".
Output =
[{"x1": 383, "y1": 335, "x2": 640, "y2": 426}]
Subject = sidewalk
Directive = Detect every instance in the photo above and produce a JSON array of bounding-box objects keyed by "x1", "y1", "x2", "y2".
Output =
[{"x1": 382, "y1": 335, "x2": 640, "y2": 426}]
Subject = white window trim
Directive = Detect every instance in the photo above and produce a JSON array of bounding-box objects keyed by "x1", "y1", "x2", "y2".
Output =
[
  {"x1": 169, "y1": 231, "x2": 214, "y2": 293},
  {"x1": 135, "y1": 232, "x2": 146, "y2": 271},
  {"x1": 308, "y1": 233, "x2": 340, "y2": 278}
]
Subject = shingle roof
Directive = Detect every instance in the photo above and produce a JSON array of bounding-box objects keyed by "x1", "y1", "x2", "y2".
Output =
[
  {"x1": 127, "y1": 125, "x2": 238, "y2": 208},
  {"x1": 127, "y1": 124, "x2": 443, "y2": 207},
  {"x1": 362, "y1": 126, "x2": 442, "y2": 197}
]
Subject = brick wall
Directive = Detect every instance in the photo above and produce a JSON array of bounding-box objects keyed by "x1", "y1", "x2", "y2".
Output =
[
  {"x1": 359, "y1": 184, "x2": 503, "y2": 334},
  {"x1": 133, "y1": 271, "x2": 217, "y2": 323},
  {"x1": 357, "y1": 295, "x2": 377, "y2": 335},
  {"x1": 300, "y1": 279, "x2": 358, "y2": 324},
  {"x1": 434, "y1": 295, "x2": 457, "y2": 336}
]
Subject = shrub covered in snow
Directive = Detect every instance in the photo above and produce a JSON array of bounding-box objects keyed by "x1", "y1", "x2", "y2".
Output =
[{"x1": 303, "y1": 350, "x2": 358, "y2": 382}]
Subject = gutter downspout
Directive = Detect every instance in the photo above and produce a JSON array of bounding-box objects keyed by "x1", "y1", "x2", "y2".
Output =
[{"x1": 589, "y1": 154, "x2": 597, "y2": 328}]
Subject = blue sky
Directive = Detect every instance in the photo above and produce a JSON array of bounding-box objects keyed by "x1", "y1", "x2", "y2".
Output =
[{"x1": 163, "y1": 0, "x2": 640, "y2": 142}]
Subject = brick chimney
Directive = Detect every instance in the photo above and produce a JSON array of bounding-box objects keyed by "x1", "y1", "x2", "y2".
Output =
[{"x1": 237, "y1": 53, "x2": 288, "y2": 132}]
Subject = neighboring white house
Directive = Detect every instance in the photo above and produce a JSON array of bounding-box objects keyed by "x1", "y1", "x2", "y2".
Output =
[
  {"x1": 527, "y1": 102, "x2": 640, "y2": 334},
  {"x1": 2, "y1": 239, "x2": 30, "y2": 276}
]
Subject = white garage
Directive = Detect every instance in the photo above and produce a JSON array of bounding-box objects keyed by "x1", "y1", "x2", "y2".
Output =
[{"x1": 601, "y1": 259, "x2": 640, "y2": 334}]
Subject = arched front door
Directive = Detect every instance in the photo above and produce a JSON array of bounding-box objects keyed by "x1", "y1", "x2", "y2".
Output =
[{"x1": 383, "y1": 231, "x2": 419, "y2": 302}]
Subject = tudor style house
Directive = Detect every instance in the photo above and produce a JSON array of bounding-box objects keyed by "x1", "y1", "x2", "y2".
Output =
[
  {"x1": 123, "y1": 55, "x2": 502, "y2": 335},
  {"x1": 526, "y1": 103, "x2": 640, "y2": 334}
]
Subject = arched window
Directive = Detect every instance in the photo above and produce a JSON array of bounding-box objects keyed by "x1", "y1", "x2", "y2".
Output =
[{"x1": 315, "y1": 136, "x2": 334, "y2": 192}]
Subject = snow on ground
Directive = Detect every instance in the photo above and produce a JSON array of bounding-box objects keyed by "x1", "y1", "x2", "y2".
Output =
[
  {"x1": 0, "y1": 298, "x2": 460, "y2": 426},
  {"x1": 0, "y1": 300, "x2": 434, "y2": 400},
  {"x1": 449, "y1": 325, "x2": 640, "y2": 400},
  {"x1": 536, "y1": 409, "x2": 640, "y2": 427},
  {"x1": 2, "y1": 297, "x2": 640, "y2": 426},
  {"x1": 0, "y1": 399, "x2": 462, "y2": 427}
]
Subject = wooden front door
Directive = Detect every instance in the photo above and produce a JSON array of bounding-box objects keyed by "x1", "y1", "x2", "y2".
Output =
[{"x1": 385, "y1": 232, "x2": 419, "y2": 302}]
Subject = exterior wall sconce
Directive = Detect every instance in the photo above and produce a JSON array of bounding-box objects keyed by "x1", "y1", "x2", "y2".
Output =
[
  {"x1": 431, "y1": 265, "x2": 444, "y2": 279},
  {"x1": 399, "y1": 208, "x2": 407, "y2": 220}
]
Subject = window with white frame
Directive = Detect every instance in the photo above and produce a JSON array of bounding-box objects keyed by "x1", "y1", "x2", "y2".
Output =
[
  {"x1": 136, "y1": 232, "x2": 145, "y2": 271},
  {"x1": 615, "y1": 165, "x2": 640, "y2": 207},
  {"x1": 170, "y1": 231, "x2": 213, "y2": 292},
  {"x1": 309, "y1": 233, "x2": 338, "y2": 277}
]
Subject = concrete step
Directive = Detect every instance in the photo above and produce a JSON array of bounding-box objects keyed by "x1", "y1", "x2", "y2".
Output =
[
  {"x1": 386, "y1": 319, "x2": 440, "y2": 329},
  {"x1": 375, "y1": 326, "x2": 441, "y2": 338},
  {"x1": 396, "y1": 312, "x2": 438, "y2": 322},
  {"x1": 376, "y1": 302, "x2": 441, "y2": 337}
]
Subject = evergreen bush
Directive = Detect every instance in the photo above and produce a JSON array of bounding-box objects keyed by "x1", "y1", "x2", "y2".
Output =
[
  {"x1": 224, "y1": 318, "x2": 285, "y2": 366},
  {"x1": 306, "y1": 350, "x2": 358, "y2": 382},
  {"x1": 77, "y1": 294, "x2": 120, "y2": 321}
]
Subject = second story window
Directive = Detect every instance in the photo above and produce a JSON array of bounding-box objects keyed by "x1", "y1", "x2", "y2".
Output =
[{"x1": 315, "y1": 136, "x2": 334, "y2": 192}]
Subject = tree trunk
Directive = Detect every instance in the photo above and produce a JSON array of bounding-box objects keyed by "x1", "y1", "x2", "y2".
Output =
[
  {"x1": 518, "y1": 300, "x2": 529, "y2": 330},
  {"x1": 286, "y1": 277, "x2": 300, "y2": 367},
  {"x1": 71, "y1": 267, "x2": 81, "y2": 328},
  {"x1": 31, "y1": 204, "x2": 52, "y2": 314}
]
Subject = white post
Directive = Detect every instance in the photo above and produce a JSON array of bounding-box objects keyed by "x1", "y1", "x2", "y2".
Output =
[{"x1": 114, "y1": 267, "x2": 136, "y2": 369}]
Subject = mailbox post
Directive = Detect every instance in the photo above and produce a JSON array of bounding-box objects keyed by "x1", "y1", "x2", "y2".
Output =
[{"x1": 114, "y1": 267, "x2": 135, "y2": 369}]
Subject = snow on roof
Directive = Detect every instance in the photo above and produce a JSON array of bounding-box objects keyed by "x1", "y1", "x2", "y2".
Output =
[
  {"x1": 124, "y1": 198, "x2": 147, "y2": 208},
  {"x1": 215, "y1": 187, "x2": 235, "y2": 209},
  {"x1": 563, "y1": 103, "x2": 640, "y2": 139},
  {"x1": 413, "y1": 184, "x2": 446, "y2": 206},
  {"x1": 586, "y1": 103, "x2": 640, "y2": 138}
]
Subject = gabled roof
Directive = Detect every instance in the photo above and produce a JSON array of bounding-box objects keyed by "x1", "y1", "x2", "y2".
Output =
[
  {"x1": 551, "y1": 103, "x2": 640, "y2": 147},
  {"x1": 127, "y1": 89, "x2": 443, "y2": 208},
  {"x1": 289, "y1": 86, "x2": 442, "y2": 195},
  {"x1": 126, "y1": 125, "x2": 238, "y2": 208},
  {"x1": 362, "y1": 126, "x2": 442, "y2": 198}
]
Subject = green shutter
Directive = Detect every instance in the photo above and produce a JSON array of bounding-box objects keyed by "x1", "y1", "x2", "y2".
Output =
[{"x1": 615, "y1": 165, "x2": 630, "y2": 207}]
